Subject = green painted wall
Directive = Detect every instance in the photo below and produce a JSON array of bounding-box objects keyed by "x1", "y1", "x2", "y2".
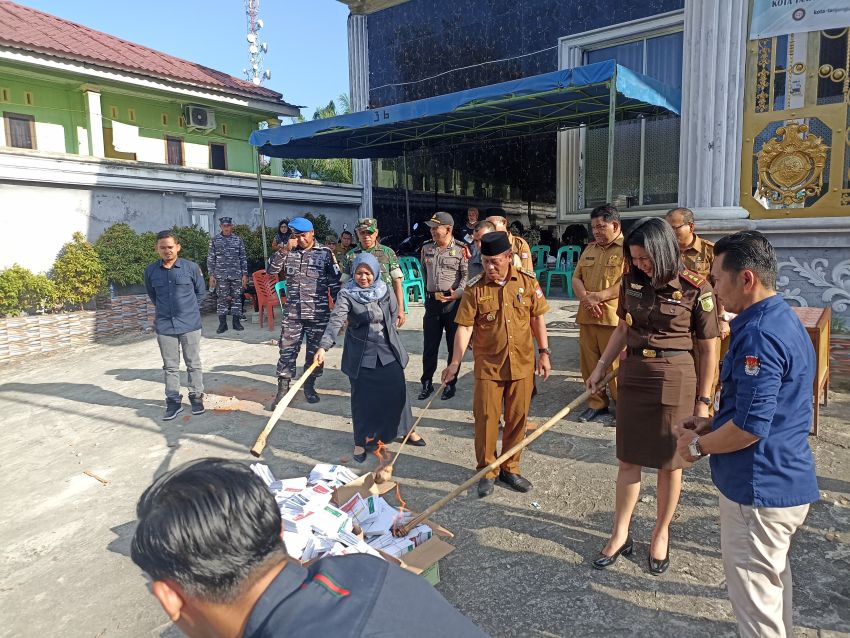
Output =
[
  {"x1": 0, "y1": 73, "x2": 84, "y2": 153},
  {"x1": 0, "y1": 64, "x2": 275, "y2": 173}
]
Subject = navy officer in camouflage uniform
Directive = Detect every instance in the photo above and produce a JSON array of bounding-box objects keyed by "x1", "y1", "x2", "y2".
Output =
[
  {"x1": 341, "y1": 217, "x2": 406, "y2": 328},
  {"x1": 267, "y1": 216, "x2": 341, "y2": 407},
  {"x1": 207, "y1": 216, "x2": 248, "y2": 334}
]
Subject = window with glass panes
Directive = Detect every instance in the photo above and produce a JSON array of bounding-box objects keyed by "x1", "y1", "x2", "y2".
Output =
[{"x1": 582, "y1": 31, "x2": 683, "y2": 209}]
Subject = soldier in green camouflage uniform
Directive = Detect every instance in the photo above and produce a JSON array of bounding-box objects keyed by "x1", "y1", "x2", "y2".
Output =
[{"x1": 341, "y1": 218, "x2": 406, "y2": 327}]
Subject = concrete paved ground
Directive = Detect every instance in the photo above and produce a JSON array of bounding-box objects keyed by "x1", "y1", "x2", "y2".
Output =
[{"x1": 0, "y1": 298, "x2": 848, "y2": 637}]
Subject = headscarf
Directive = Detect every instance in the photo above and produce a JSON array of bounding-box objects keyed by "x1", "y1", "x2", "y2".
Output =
[{"x1": 342, "y1": 252, "x2": 388, "y2": 304}]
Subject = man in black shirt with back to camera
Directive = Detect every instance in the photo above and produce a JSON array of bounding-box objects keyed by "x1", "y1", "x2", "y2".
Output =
[{"x1": 131, "y1": 458, "x2": 488, "y2": 638}]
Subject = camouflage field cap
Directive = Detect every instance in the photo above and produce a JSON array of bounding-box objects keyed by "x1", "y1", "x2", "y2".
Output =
[{"x1": 356, "y1": 217, "x2": 378, "y2": 233}]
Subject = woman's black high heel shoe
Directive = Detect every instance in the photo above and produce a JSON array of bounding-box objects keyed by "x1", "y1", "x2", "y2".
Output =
[
  {"x1": 648, "y1": 550, "x2": 670, "y2": 575},
  {"x1": 592, "y1": 536, "x2": 633, "y2": 569},
  {"x1": 352, "y1": 449, "x2": 367, "y2": 463}
]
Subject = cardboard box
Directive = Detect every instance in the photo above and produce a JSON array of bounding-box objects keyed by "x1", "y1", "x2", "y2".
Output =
[
  {"x1": 377, "y1": 516, "x2": 454, "y2": 586},
  {"x1": 331, "y1": 472, "x2": 396, "y2": 506}
]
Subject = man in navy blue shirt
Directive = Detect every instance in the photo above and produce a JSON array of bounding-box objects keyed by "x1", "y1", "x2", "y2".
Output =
[
  {"x1": 144, "y1": 230, "x2": 207, "y2": 420},
  {"x1": 131, "y1": 458, "x2": 489, "y2": 638},
  {"x1": 676, "y1": 231, "x2": 818, "y2": 638}
]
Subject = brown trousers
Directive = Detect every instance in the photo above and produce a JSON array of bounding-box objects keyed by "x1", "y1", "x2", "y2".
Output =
[
  {"x1": 579, "y1": 323, "x2": 619, "y2": 410},
  {"x1": 473, "y1": 375, "x2": 533, "y2": 479}
]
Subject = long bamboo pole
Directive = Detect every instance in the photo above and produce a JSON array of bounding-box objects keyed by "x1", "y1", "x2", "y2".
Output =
[{"x1": 395, "y1": 369, "x2": 617, "y2": 536}]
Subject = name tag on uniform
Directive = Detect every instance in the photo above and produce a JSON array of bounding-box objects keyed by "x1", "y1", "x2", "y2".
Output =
[
  {"x1": 626, "y1": 289, "x2": 642, "y2": 298},
  {"x1": 478, "y1": 295, "x2": 492, "y2": 301}
]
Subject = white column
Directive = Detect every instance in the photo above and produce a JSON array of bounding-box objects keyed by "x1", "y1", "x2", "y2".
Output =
[
  {"x1": 348, "y1": 13, "x2": 372, "y2": 217},
  {"x1": 84, "y1": 89, "x2": 105, "y2": 158},
  {"x1": 678, "y1": 0, "x2": 750, "y2": 222}
]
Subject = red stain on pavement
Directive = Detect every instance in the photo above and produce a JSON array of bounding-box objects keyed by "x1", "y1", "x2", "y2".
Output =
[{"x1": 182, "y1": 415, "x2": 190, "y2": 423}]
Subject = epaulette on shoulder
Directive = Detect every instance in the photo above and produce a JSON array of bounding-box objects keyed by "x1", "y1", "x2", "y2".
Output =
[
  {"x1": 467, "y1": 273, "x2": 483, "y2": 286},
  {"x1": 518, "y1": 267, "x2": 537, "y2": 278},
  {"x1": 680, "y1": 268, "x2": 706, "y2": 288}
]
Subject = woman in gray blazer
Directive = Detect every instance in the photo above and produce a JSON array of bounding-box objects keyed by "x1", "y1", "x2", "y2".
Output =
[{"x1": 315, "y1": 253, "x2": 423, "y2": 462}]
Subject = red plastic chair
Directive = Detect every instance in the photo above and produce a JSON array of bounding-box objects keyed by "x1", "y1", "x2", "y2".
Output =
[{"x1": 252, "y1": 270, "x2": 279, "y2": 330}]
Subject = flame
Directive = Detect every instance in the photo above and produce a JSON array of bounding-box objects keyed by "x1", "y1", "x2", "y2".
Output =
[
  {"x1": 372, "y1": 440, "x2": 390, "y2": 467},
  {"x1": 393, "y1": 483, "x2": 408, "y2": 533}
]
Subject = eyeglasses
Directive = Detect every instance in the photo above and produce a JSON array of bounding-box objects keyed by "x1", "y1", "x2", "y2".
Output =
[
  {"x1": 591, "y1": 223, "x2": 612, "y2": 231},
  {"x1": 669, "y1": 222, "x2": 689, "y2": 231}
]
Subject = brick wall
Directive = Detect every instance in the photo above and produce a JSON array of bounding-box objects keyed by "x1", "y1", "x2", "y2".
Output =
[{"x1": 0, "y1": 294, "x2": 155, "y2": 364}]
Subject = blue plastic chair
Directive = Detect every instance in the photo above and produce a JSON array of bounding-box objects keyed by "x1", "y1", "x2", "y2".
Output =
[
  {"x1": 398, "y1": 256, "x2": 425, "y2": 313},
  {"x1": 274, "y1": 280, "x2": 287, "y2": 311},
  {"x1": 530, "y1": 245, "x2": 551, "y2": 279},
  {"x1": 543, "y1": 246, "x2": 582, "y2": 298}
]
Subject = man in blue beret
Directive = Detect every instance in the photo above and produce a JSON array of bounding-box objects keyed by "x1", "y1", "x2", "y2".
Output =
[{"x1": 267, "y1": 216, "x2": 341, "y2": 406}]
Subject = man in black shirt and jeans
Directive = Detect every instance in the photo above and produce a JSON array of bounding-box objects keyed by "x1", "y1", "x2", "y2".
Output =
[
  {"x1": 144, "y1": 230, "x2": 207, "y2": 420},
  {"x1": 131, "y1": 458, "x2": 488, "y2": 638}
]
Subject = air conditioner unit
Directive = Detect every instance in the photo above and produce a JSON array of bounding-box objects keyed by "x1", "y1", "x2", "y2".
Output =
[{"x1": 185, "y1": 106, "x2": 216, "y2": 131}]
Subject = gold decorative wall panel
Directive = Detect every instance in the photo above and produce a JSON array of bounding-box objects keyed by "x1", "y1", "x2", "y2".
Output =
[{"x1": 741, "y1": 28, "x2": 850, "y2": 219}]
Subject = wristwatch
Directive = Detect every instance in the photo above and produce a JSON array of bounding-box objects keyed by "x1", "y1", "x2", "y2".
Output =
[
  {"x1": 538, "y1": 348, "x2": 551, "y2": 355},
  {"x1": 697, "y1": 395, "x2": 712, "y2": 406},
  {"x1": 688, "y1": 436, "x2": 704, "y2": 459}
]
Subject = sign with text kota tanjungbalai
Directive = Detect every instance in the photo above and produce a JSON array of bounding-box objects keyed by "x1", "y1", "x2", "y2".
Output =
[{"x1": 750, "y1": 0, "x2": 850, "y2": 39}]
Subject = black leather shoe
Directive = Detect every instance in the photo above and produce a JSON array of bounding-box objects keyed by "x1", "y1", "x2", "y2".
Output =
[
  {"x1": 498, "y1": 470, "x2": 533, "y2": 493},
  {"x1": 578, "y1": 407, "x2": 609, "y2": 423},
  {"x1": 303, "y1": 382, "x2": 320, "y2": 404},
  {"x1": 440, "y1": 384, "x2": 456, "y2": 400},
  {"x1": 592, "y1": 536, "x2": 634, "y2": 569},
  {"x1": 477, "y1": 478, "x2": 495, "y2": 498},
  {"x1": 216, "y1": 316, "x2": 228, "y2": 334},
  {"x1": 232, "y1": 316, "x2": 244, "y2": 331},
  {"x1": 649, "y1": 550, "x2": 670, "y2": 575},
  {"x1": 417, "y1": 380, "x2": 434, "y2": 400},
  {"x1": 352, "y1": 450, "x2": 367, "y2": 463}
]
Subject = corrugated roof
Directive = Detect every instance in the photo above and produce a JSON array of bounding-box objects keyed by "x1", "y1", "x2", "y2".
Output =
[{"x1": 0, "y1": 0, "x2": 291, "y2": 106}]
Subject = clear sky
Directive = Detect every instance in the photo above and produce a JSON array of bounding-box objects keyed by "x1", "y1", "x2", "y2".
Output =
[{"x1": 17, "y1": 0, "x2": 351, "y2": 118}]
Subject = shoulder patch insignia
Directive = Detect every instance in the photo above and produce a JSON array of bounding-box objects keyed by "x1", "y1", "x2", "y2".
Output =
[
  {"x1": 467, "y1": 273, "x2": 483, "y2": 286},
  {"x1": 744, "y1": 355, "x2": 760, "y2": 376},
  {"x1": 698, "y1": 291, "x2": 715, "y2": 312},
  {"x1": 679, "y1": 268, "x2": 706, "y2": 288},
  {"x1": 518, "y1": 267, "x2": 537, "y2": 278}
]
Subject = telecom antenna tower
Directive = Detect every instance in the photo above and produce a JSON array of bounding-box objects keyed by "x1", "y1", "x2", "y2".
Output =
[{"x1": 243, "y1": 0, "x2": 271, "y2": 85}]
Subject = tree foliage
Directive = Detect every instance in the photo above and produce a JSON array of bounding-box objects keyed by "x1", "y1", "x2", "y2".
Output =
[
  {"x1": 0, "y1": 264, "x2": 58, "y2": 316},
  {"x1": 51, "y1": 232, "x2": 107, "y2": 309},
  {"x1": 280, "y1": 94, "x2": 353, "y2": 184},
  {"x1": 94, "y1": 223, "x2": 157, "y2": 285}
]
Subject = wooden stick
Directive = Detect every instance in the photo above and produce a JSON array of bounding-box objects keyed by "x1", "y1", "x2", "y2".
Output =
[
  {"x1": 390, "y1": 381, "x2": 445, "y2": 466},
  {"x1": 389, "y1": 350, "x2": 467, "y2": 468},
  {"x1": 395, "y1": 369, "x2": 617, "y2": 535},
  {"x1": 83, "y1": 470, "x2": 109, "y2": 486},
  {"x1": 251, "y1": 362, "x2": 319, "y2": 457}
]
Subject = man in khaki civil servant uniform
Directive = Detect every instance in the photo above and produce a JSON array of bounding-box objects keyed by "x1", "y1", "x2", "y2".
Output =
[
  {"x1": 572, "y1": 204, "x2": 624, "y2": 424},
  {"x1": 442, "y1": 232, "x2": 551, "y2": 498},
  {"x1": 485, "y1": 213, "x2": 534, "y2": 272}
]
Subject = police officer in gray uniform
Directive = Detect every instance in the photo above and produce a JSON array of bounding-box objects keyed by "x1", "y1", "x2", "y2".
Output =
[
  {"x1": 207, "y1": 216, "x2": 248, "y2": 334},
  {"x1": 267, "y1": 216, "x2": 341, "y2": 407},
  {"x1": 419, "y1": 212, "x2": 468, "y2": 401}
]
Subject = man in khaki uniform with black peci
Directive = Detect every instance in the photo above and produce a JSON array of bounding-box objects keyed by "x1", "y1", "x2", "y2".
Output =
[
  {"x1": 443, "y1": 232, "x2": 551, "y2": 498},
  {"x1": 572, "y1": 204, "x2": 624, "y2": 424}
]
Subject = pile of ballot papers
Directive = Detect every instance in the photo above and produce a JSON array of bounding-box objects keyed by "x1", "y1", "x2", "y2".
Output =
[{"x1": 251, "y1": 463, "x2": 433, "y2": 563}]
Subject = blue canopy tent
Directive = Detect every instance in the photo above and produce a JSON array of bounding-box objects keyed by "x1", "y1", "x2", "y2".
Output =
[{"x1": 248, "y1": 60, "x2": 680, "y2": 255}]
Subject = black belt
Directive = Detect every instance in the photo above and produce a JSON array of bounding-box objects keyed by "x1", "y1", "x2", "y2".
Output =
[
  {"x1": 425, "y1": 291, "x2": 452, "y2": 300},
  {"x1": 628, "y1": 347, "x2": 690, "y2": 359}
]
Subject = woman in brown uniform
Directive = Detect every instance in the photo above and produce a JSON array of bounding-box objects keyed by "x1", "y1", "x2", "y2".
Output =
[{"x1": 587, "y1": 217, "x2": 719, "y2": 574}]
